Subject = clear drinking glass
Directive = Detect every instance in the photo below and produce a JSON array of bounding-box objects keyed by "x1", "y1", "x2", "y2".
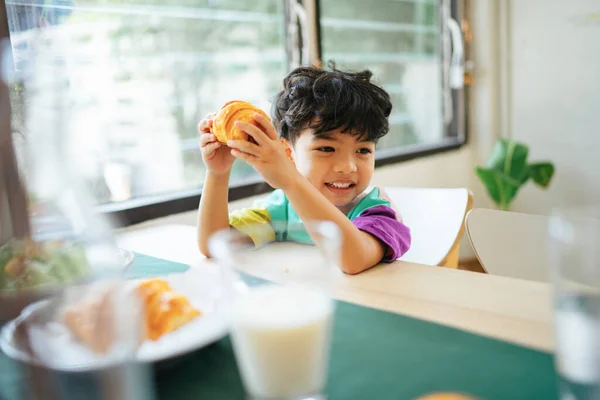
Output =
[
  {"x1": 208, "y1": 221, "x2": 341, "y2": 400},
  {"x1": 549, "y1": 206, "x2": 600, "y2": 400}
]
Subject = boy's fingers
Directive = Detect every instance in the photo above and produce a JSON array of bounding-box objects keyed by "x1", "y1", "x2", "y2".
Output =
[
  {"x1": 203, "y1": 142, "x2": 221, "y2": 156},
  {"x1": 198, "y1": 113, "x2": 215, "y2": 133},
  {"x1": 253, "y1": 113, "x2": 278, "y2": 140},
  {"x1": 198, "y1": 120, "x2": 212, "y2": 133},
  {"x1": 230, "y1": 149, "x2": 257, "y2": 166},
  {"x1": 199, "y1": 133, "x2": 218, "y2": 146},
  {"x1": 227, "y1": 139, "x2": 261, "y2": 157},
  {"x1": 234, "y1": 121, "x2": 269, "y2": 146}
]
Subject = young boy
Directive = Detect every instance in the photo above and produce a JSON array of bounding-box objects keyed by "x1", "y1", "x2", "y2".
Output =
[{"x1": 197, "y1": 66, "x2": 410, "y2": 274}]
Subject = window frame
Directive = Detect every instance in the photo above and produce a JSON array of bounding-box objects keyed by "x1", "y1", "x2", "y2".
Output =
[
  {"x1": 3, "y1": 0, "x2": 468, "y2": 227},
  {"x1": 313, "y1": 0, "x2": 467, "y2": 157},
  {"x1": 310, "y1": 0, "x2": 468, "y2": 166}
]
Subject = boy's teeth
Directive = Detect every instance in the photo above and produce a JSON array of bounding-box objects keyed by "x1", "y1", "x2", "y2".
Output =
[{"x1": 328, "y1": 182, "x2": 352, "y2": 188}]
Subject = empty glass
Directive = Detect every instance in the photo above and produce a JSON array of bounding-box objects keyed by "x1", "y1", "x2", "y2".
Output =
[
  {"x1": 549, "y1": 206, "x2": 600, "y2": 400},
  {"x1": 209, "y1": 221, "x2": 341, "y2": 400}
]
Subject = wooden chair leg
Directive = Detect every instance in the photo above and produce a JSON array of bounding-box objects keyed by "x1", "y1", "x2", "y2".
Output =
[
  {"x1": 440, "y1": 245, "x2": 460, "y2": 269},
  {"x1": 439, "y1": 190, "x2": 474, "y2": 270}
]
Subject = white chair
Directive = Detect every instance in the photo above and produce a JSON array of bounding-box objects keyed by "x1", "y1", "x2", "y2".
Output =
[
  {"x1": 465, "y1": 208, "x2": 550, "y2": 282},
  {"x1": 382, "y1": 187, "x2": 473, "y2": 268}
]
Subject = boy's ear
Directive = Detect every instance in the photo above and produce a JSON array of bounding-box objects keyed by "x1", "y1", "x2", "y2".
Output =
[{"x1": 281, "y1": 139, "x2": 294, "y2": 161}]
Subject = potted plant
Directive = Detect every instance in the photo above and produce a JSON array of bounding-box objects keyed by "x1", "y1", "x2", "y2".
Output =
[{"x1": 476, "y1": 138, "x2": 555, "y2": 211}]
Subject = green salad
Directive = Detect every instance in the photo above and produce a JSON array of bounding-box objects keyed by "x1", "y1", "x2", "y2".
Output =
[{"x1": 0, "y1": 239, "x2": 90, "y2": 292}]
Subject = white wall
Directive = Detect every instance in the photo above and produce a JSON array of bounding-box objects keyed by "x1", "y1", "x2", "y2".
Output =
[
  {"x1": 467, "y1": 0, "x2": 503, "y2": 212},
  {"x1": 506, "y1": 0, "x2": 600, "y2": 214},
  {"x1": 371, "y1": 147, "x2": 473, "y2": 189}
]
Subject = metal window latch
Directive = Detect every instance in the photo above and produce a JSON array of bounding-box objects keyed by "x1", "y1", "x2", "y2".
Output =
[
  {"x1": 285, "y1": 0, "x2": 320, "y2": 70},
  {"x1": 285, "y1": 0, "x2": 308, "y2": 69},
  {"x1": 447, "y1": 17, "x2": 464, "y2": 89},
  {"x1": 462, "y1": 19, "x2": 474, "y2": 86},
  {"x1": 447, "y1": 16, "x2": 474, "y2": 88}
]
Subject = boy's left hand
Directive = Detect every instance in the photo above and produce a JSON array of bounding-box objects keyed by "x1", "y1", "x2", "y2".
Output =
[{"x1": 227, "y1": 114, "x2": 300, "y2": 189}]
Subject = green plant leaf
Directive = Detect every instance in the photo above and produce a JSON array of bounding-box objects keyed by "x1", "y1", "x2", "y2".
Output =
[
  {"x1": 518, "y1": 167, "x2": 531, "y2": 185},
  {"x1": 485, "y1": 139, "x2": 509, "y2": 170},
  {"x1": 477, "y1": 138, "x2": 556, "y2": 210},
  {"x1": 475, "y1": 167, "x2": 521, "y2": 210},
  {"x1": 485, "y1": 138, "x2": 530, "y2": 183},
  {"x1": 528, "y1": 162, "x2": 555, "y2": 188}
]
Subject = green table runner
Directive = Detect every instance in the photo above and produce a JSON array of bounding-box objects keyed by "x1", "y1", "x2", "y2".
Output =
[
  {"x1": 133, "y1": 254, "x2": 559, "y2": 399},
  {"x1": 1, "y1": 254, "x2": 558, "y2": 399}
]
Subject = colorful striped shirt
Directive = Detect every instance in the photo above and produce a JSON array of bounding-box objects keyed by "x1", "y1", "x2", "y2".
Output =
[{"x1": 229, "y1": 187, "x2": 411, "y2": 263}]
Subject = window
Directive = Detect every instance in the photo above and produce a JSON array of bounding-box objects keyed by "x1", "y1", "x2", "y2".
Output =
[
  {"x1": 3, "y1": 0, "x2": 466, "y2": 225},
  {"x1": 320, "y1": 0, "x2": 442, "y2": 149},
  {"x1": 318, "y1": 0, "x2": 465, "y2": 165}
]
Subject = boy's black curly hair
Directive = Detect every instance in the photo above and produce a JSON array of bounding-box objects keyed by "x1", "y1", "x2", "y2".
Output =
[{"x1": 272, "y1": 63, "x2": 392, "y2": 144}]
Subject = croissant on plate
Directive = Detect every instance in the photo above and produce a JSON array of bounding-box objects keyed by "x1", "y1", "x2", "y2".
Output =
[
  {"x1": 211, "y1": 100, "x2": 270, "y2": 143},
  {"x1": 136, "y1": 279, "x2": 201, "y2": 341}
]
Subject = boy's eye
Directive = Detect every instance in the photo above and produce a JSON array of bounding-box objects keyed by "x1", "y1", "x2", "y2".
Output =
[
  {"x1": 357, "y1": 148, "x2": 373, "y2": 154},
  {"x1": 317, "y1": 147, "x2": 335, "y2": 153}
]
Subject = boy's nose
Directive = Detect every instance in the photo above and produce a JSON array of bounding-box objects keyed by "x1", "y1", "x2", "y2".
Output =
[{"x1": 334, "y1": 158, "x2": 358, "y2": 174}]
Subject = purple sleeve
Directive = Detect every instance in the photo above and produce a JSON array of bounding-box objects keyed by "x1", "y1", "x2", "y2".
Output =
[{"x1": 352, "y1": 205, "x2": 411, "y2": 263}]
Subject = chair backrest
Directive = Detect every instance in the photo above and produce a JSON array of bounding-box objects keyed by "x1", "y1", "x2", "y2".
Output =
[
  {"x1": 382, "y1": 187, "x2": 473, "y2": 268},
  {"x1": 465, "y1": 208, "x2": 550, "y2": 282}
]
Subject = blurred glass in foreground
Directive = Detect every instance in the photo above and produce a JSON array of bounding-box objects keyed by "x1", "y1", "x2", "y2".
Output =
[
  {"x1": 0, "y1": 29, "x2": 153, "y2": 400},
  {"x1": 549, "y1": 206, "x2": 600, "y2": 400},
  {"x1": 209, "y1": 221, "x2": 341, "y2": 400}
]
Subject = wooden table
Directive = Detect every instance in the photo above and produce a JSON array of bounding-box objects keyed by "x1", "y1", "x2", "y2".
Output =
[{"x1": 116, "y1": 223, "x2": 555, "y2": 353}]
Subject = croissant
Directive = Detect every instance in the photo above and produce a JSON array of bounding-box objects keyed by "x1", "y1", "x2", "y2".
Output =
[
  {"x1": 211, "y1": 100, "x2": 270, "y2": 143},
  {"x1": 136, "y1": 279, "x2": 201, "y2": 341}
]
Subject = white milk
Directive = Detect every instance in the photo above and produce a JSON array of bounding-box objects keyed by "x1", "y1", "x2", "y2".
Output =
[{"x1": 230, "y1": 284, "x2": 334, "y2": 399}]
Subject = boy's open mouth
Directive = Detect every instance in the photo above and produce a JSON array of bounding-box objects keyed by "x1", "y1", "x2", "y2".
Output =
[{"x1": 325, "y1": 181, "x2": 356, "y2": 192}]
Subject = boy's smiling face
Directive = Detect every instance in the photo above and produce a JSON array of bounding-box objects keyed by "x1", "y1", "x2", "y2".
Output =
[{"x1": 287, "y1": 128, "x2": 375, "y2": 208}]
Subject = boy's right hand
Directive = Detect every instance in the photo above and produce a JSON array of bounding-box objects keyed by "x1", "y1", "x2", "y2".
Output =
[{"x1": 198, "y1": 113, "x2": 235, "y2": 176}]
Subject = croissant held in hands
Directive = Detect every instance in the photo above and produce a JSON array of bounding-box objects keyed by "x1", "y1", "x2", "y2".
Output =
[{"x1": 210, "y1": 100, "x2": 270, "y2": 143}]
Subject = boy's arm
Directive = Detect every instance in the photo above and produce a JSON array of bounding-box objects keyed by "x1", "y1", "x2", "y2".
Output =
[
  {"x1": 197, "y1": 114, "x2": 236, "y2": 257},
  {"x1": 197, "y1": 171, "x2": 231, "y2": 257},
  {"x1": 284, "y1": 177, "x2": 386, "y2": 275}
]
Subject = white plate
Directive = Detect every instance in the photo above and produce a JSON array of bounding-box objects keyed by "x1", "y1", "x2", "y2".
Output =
[{"x1": 0, "y1": 267, "x2": 230, "y2": 368}]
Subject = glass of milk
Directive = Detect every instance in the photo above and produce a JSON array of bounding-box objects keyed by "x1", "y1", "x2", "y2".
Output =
[
  {"x1": 549, "y1": 207, "x2": 600, "y2": 400},
  {"x1": 209, "y1": 221, "x2": 341, "y2": 400}
]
